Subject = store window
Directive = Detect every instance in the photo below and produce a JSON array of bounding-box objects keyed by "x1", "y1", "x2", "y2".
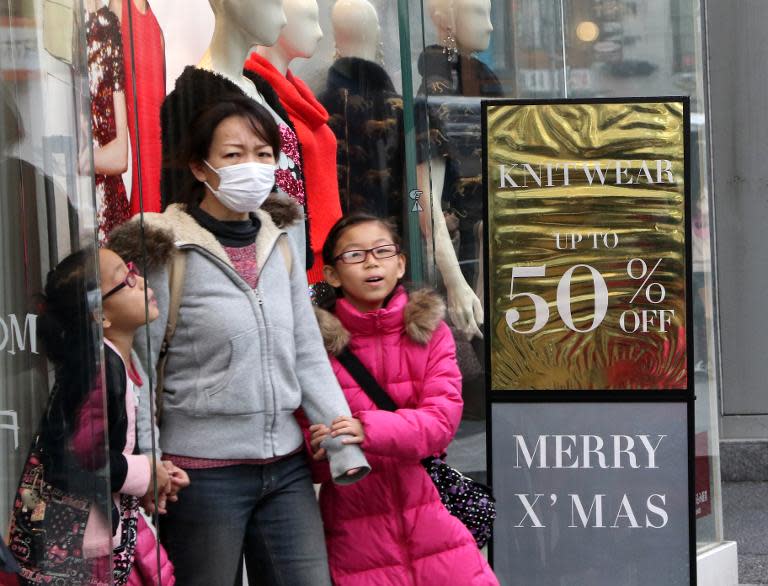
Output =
[
  {"x1": 1, "y1": 0, "x2": 112, "y2": 581},
  {"x1": 1, "y1": 0, "x2": 721, "y2": 582},
  {"x1": 404, "y1": 0, "x2": 722, "y2": 551},
  {"x1": 126, "y1": 0, "x2": 722, "y2": 564}
]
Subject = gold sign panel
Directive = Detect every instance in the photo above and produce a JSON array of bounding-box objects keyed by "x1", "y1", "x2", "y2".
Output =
[{"x1": 486, "y1": 100, "x2": 688, "y2": 391}]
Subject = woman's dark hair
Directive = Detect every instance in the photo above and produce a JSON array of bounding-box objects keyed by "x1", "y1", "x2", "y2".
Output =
[
  {"x1": 174, "y1": 94, "x2": 282, "y2": 209},
  {"x1": 321, "y1": 213, "x2": 402, "y2": 266}
]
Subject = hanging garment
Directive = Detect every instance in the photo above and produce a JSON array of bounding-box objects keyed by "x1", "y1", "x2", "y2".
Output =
[
  {"x1": 88, "y1": 6, "x2": 130, "y2": 244},
  {"x1": 120, "y1": 0, "x2": 165, "y2": 215},
  {"x1": 246, "y1": 53, "x2": 342, "y2": 283}
]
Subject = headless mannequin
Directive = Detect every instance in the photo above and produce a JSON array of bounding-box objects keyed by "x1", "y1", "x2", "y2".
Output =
[
  {"x1": 416, "y1": 0, "x2": 493, "y2": 339},
  {"x1": 109, "y1": 0, "x2": 165, "y2": 215}
]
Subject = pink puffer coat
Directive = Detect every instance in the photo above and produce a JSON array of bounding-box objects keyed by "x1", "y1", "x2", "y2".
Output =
[
  {"x1": 313, "y1": 288, "x2": 498, "y2": 586},
  {"x1": 126, "y1": 515, "x2": 175, "y2": 586}
]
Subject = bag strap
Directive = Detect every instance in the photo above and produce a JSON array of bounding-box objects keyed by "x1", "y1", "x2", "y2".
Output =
[
  {"x1": 336, "y1": 348, "x2": 398, "y2": 412},
  {"x1": 336, "y1": 348, "x2": 444, "y2": 465},
  {"x1": 155, "y1": 250, "x2": 186, "y2": 423}
]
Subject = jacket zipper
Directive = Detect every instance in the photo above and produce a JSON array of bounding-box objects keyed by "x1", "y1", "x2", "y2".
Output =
[{"x1": 181, "y1": 238, "x2": 282, "y2": 455}]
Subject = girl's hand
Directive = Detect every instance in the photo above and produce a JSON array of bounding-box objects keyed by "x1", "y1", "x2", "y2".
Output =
[
  {"x1": 141, "y1": 458, "x2": 172, "y2": 514},
  {"x1": 330, "y1": 416, "x2": 365, "y2": 445},
  {"x1": 309, "y1": 423, "x2": 331, "y2": 461},
  {"x1": 151, "y1": 459, "x2": 171, "y2": 495}
]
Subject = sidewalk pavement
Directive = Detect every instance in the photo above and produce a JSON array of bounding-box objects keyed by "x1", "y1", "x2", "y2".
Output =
[{"x1": 724, "y1": 481, "x2": 768, "y2": 585}]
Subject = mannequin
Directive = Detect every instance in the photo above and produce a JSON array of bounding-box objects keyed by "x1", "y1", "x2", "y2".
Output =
[
  {"x1": 200, "y1": 0, "x2": 285, "y2": 89},
  {"x1": 161, "y1": 0, "x2": 313, "y2": 267},
  {"x1": 331, "y1": 0, "x2": 380, "y2": 61},
  {"x1": 110, "y1": 0, "x2": 165, "y2": 215},
  {"x1": 415, "y1": 0, "x2": 499, "y2": 339},
  {"x1": 428, "y1": 0, "x2": 494, "y2": 57},
  {"x1": 322, "y1": 0, "x2": 481, "y2": 339},
  {"x1": 320, "y1": 0, "x2": 403, "y2": 225},
  {"x1": 248, "y1": 0, "x2": 342, "y2": 283},
  {"x1": 254, "y1": 0, "x2": 323, "y2": 75},
  {"x1": 87, "y1": 0, "x2": 130, "y2": 243}
]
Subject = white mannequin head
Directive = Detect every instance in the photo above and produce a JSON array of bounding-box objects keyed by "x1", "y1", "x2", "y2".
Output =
[
  {"x1": 257, "y1": 0, "x2": 322, "y2": 74},
  {"x1": 427, "y1": 0, "x2": 493, "y2": 54},
  {"x1": 208, "y1": 0, "x2": 287, "y2": 48},
  {"x1": 331, "y1": 0, "x2": 380, "y2": 62}
]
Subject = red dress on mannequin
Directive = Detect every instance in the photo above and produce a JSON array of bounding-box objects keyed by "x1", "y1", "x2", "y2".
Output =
[
  {"x1": 88, "y1": 7, "x2": 130, "y2": 244},
  {"x1": 120, "y1": 0, "x2": 165, "y2": 215},
  {"x1": 246, "y1": 53, "x2": 342, "y2": 284}
]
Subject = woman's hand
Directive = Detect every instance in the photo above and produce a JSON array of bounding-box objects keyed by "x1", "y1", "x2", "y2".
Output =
[
  {"x1": 309, "y1": 423, "x2": 331, "y2": 461},
  {"x1": 163, "y1": 461, "x2": 190, "y2": 502},
  {"x1": 330, "y1": 416, "x2": 365, "y2": 445}
]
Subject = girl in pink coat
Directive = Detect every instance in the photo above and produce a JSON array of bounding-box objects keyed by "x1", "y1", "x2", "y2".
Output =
[{"x1": 310, "y1": 214, "x2": 499, "y2": 586}]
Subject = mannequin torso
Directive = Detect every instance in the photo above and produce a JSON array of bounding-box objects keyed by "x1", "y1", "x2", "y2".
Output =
[{"x1": 109, "y1": 0, "x2": 165, "y2": 215}]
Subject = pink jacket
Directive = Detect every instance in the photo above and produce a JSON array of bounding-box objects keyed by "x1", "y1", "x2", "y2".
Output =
[
  {"x1": 126, "y1": 515, "x2": 175, "y2": 586},
  {"x1": 313, "y1": 288, "x2": 498, "y2": 586}
]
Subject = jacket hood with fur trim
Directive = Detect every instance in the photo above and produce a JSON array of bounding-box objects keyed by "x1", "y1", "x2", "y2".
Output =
[
  {"x1": 108, "y1": 196, "x2": 301, "y2": 271},
  {"x1": 315, "y1": 288, "x2": 446, "y2": 356}
]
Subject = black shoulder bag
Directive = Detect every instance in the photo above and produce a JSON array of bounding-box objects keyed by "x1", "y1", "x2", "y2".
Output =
[{"x1": 336, "y1": 348, "x2": 496, "y2": 548}]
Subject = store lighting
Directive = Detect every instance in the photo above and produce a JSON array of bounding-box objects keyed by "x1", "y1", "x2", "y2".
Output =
[{"x1": 576, "y1": 21, "x2": 600, "y2": 43}]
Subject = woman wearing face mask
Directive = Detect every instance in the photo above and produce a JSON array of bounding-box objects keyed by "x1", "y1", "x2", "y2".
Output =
[{"x1": 109, "y1": 95, "x2": 369, "y2": 586}]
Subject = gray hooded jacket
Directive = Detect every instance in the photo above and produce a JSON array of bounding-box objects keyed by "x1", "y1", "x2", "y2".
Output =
[{"x1": 110, "y1": 201, "x2": 369, "y2": 484}]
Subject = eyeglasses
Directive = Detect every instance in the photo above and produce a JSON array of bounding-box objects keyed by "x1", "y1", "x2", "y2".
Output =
[
  {"x1": 102, "y1": 262, "x2": 141, "y2": 300},
  {"x1": 334, "y1": 244, "x2": 400, "y2": 265}
]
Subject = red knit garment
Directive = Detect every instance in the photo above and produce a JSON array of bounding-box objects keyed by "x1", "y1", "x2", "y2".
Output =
[
  {"x1": 245, "y1": 53, "x2": 342, "y2": 284},
  {"x1": 121, "y1": 0, "x2": 165, "y2": 215}
]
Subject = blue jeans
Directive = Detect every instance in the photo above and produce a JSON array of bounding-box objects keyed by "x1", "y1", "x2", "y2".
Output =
[{"x1": 159, "y1": 452, "x2": 331, "y2": 586}]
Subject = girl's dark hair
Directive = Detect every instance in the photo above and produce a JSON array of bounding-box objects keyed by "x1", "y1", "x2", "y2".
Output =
[
  {"x1": 38, "y1": 248, "x2": 99, "y2": 367},
  {"x1": 174, "y1": 94, "x2": 282, "y2": 209},
  {"x1": 321, "y1": 213, "x2": 402, "y2": 266},
  {"x1": 37, "y1": 248, "x2": 102, "y2": 472}
]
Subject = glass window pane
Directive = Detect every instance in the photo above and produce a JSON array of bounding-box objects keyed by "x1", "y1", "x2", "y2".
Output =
[{"x1": 1, "y1": 0, "x2": 112, "y2": 580}]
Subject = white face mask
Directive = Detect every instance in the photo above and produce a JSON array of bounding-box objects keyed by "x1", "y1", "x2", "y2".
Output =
[{"x1": 203, "y1": 160, "x2": 276, "y2": 213}]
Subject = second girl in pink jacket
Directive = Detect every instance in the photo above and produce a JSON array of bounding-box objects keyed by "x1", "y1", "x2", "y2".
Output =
[{"x1": 310, "y1": 214, "x2": 498, "y2": 586}]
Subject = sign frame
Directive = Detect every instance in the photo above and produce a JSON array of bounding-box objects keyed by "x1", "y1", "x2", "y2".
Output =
[{"x1": 482, "y1": 96, "x2": 696, "y2": 584}]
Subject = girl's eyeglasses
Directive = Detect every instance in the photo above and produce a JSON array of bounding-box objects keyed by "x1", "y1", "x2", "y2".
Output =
[
  {"x1": 334, "y1": 244, "x2": 400, "y2": 265},
  {"x1": 103, "y1": 262, "x2": 140, "y2": 300}
]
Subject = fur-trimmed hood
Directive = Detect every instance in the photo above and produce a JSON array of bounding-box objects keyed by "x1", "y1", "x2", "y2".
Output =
[
  {"x1": 108, "y1": 196, "x2": 301, "y2": 271},
  {"x1": 315, "y1": 288, "x2": 446, "y2": 356}
]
